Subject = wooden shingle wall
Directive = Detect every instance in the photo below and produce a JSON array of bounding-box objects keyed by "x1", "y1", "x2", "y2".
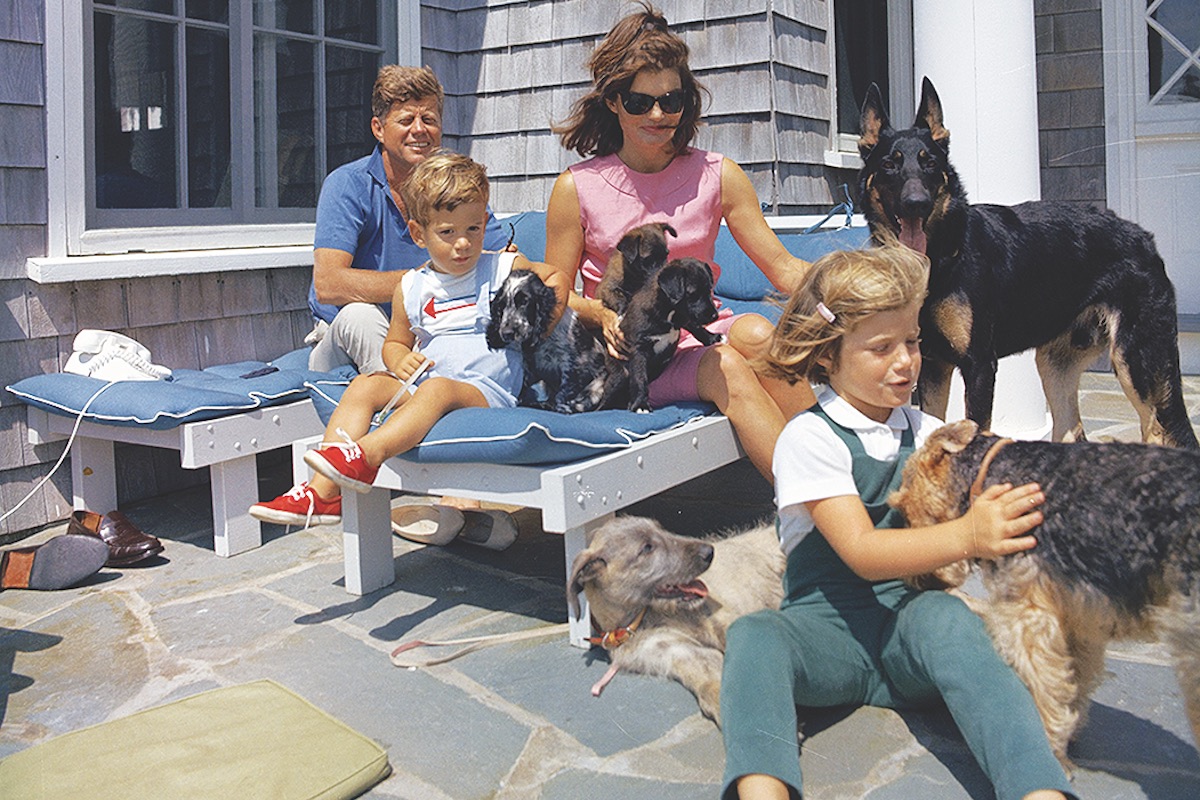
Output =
[
  {"x1": 426, "y1": 0, "x2": 840, "y2": 215},
  {"x1": 1034, "y1": 0, "x2": 1106, "y2": 208}
]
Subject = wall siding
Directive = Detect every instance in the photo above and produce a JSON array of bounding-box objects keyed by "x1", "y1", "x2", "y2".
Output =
[
  {"x1": 1034, "y1": 0, "x2": 1107, "y2": 208},
  {"x1": 431, "y1": 0, "x2": 837, "y2": 215}
]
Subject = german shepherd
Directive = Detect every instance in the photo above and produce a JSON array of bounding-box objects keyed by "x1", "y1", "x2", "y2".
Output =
[{"x1": 858, "y1": 77, "x2": 1198, "y2": 448}]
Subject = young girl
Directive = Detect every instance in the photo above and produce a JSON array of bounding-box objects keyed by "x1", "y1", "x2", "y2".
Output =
[{"x1": 720, "y1": 246, "x2": 1075, "y2": 800}]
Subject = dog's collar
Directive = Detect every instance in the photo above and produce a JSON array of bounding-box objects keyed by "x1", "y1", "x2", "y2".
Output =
[
  {"x1": 969, "y1": 436, "x2": 1015, "y2": 502},
  {"x1": 587, "y1": 607, "x2": 647, "y2": 651}
]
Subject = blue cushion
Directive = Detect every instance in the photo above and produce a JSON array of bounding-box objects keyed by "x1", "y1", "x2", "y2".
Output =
[
  {"x1": 306, "y1": 379, "x2": 712, "y2": 466},
  {"x1": 712, "y1": 225, "x2": 872, "y2": 302},
  {"x1": 6, "y1": 350, "x2": 355, "y2": 430},
  {"x1": 503, "y1": 211, "x2": 548, "y2": 263}
]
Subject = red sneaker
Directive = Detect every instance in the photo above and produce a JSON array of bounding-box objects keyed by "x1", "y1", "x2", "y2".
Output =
[
  {"x1": 304, "y1": 428, "x2": 379, "y2": 493},
  {"x1": 249, "y1": 483, "x2": 341, "y2": 527}
]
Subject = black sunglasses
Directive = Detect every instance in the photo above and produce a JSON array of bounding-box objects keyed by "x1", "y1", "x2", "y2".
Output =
[{"x1": 620, "y1": 89, "x2": 686, "y2": 115}]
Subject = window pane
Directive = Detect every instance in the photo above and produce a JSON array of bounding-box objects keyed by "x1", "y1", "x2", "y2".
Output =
[
  {"x1": 187, "y1": 27, "x2": 231, "y2": 208},
  {"x1": 1148, "y1": 0, "x2": 1200, "y2": 104},
  {"x1": 255, "y1": 0, "x2": 315, "y2": 34},
  {"x1": 97, "y1": 0, "x2": 174, "y2": 13},
  {"x1": 186, "y1": 0, "x2": 230, "y2": 24},
  {"x1": 835, "y1": 0, "x2": 890, "y2": 136},
  {"x1": 327, "y1": 1, "x2": 379, "y2": 46},
  {"x1": 326, "y1": 47, "x2": 378, "y2": 170},
  {"x1": 255, "y1": 34, "x2": 317, "y2": 208},
  {"x1": 94, "y1": 12, "x2": 178, "y2": 209}
]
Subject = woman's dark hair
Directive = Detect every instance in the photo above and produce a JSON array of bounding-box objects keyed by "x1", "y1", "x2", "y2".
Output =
[{"x1": 555, "y1": 2, "x2": 708, "y2": 157}]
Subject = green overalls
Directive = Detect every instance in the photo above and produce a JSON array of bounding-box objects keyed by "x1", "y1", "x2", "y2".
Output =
[{"x1": 720, "y1": 407, "x2": 1073, "y2": 800}]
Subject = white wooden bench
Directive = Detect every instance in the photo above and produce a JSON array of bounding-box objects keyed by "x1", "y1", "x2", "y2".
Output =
[
  {"x1": 28, "y1": 398, "x2": 326, "y2": 556},
  {"x1": 294, "y1": 413, "x2": 745, "y2": 647}
]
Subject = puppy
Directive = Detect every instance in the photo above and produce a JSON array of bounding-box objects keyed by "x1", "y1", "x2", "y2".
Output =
[
  {"x1": 889, "y1": 419, "x2": 1200, "y2": 765},
  {"x1": 567, "y1": 516, "x2": 784, "y2": 723},
  {"x1": 597, "y1": 222, "x2": 677, "y2": 316},
  {"x1": 621, "y1": 257, "x2": 721, "y2": 411},
  {"x1": 486, "y1": 269, "x2": 627, "y2": 413}
]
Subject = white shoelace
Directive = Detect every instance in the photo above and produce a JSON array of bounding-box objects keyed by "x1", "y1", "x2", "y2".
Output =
[
  {"x1": 322, "y1": 428, "x2": 364, "y2": 463},
  {"x1": 283, "y1": 483, "x2": 317, "y2": 529}
]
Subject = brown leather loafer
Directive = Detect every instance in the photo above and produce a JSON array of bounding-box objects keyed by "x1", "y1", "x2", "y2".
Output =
[
  {"x1": 67, "y1": 510, "x2": 163, "y2": 566},
  {"x1": 0, "y1": 534, "x2": 110, "y2": 591}
]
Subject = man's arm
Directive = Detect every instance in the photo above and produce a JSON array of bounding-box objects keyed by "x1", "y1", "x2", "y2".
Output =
[{"x1": 312, "y1": 248, "x2": 407, "y2": 307}]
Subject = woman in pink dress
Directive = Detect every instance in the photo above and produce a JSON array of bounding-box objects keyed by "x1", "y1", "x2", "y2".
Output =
[{"x1": 546, "y1": 3, "x2": 813, "y2": 479}]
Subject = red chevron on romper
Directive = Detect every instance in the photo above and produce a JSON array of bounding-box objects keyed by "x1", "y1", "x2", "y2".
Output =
[{"x1": 423, "y1": 295, "x2": 477, "y2": 318}]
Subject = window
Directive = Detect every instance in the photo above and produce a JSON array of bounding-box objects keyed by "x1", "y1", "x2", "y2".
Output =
[
  {"x1": 87, "y1": 1, "x2": 393, "y2": 231},
  {"x1": 1145, "y1": 0, "x2": 1200, "y2": 106},
  {"x1": 827, "y1": 0, "x2": 913, "y2": 166}
]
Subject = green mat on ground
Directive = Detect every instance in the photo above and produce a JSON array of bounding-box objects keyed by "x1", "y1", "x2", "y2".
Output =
[{"x1": 0, "y1": 679, "x2": 390, "y2": 799}]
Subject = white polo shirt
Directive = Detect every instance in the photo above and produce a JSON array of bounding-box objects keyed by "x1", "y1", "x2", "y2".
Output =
[{"x1": 773, "y1": 385, "x2": 943, "y2": 556}]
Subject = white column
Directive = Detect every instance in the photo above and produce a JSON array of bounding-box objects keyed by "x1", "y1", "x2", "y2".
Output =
[{"x1": 912, "y1": 0, "x2": 1052, "y2": 439}]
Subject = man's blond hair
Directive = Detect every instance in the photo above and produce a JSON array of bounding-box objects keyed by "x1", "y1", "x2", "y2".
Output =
[
  {"x1": 372, "y1": 65, "x2": 444, "y2": 119},
  {"x1": 400, "y1": 151, "x2": 489, "y2": 227}
]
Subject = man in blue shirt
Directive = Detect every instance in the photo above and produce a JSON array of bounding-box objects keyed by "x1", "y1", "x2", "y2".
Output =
[{"x1": 307, "y1": 65, "x2": 507, "y2": 373}]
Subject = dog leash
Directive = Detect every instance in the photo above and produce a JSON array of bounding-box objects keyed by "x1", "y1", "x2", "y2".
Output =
[
  {"x1": 969, "y1": 436, "x2": 1016, "y2": 502},
  {"x1": 390, "y1": 622, "x2": 570, "y2": 667}
]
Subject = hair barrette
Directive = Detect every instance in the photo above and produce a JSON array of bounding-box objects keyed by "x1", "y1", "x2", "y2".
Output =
[{"x1": 816, "y1": 302, "x2": 837, "y2": 324}]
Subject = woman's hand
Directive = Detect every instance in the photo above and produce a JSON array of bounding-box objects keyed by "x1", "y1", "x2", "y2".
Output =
[
  {"x1": 600, "y1": 305, "x2": 628, "y2": 359},
  {"x1": 966, "y1": 482, "x2": 1044, "y2": 560}
]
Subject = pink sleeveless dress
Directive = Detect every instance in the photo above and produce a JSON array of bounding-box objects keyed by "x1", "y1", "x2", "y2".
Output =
[{"x1": 569, "y1": 148, "x2": 742, "y2": 406}]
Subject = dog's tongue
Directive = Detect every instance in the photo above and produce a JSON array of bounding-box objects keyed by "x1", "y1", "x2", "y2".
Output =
[
  {"x1": 657, "y1": 578, "x2": 709, "y2": 599},
  {"x1": 899, "y1": 217, "x2": 927, "y2": 254}
]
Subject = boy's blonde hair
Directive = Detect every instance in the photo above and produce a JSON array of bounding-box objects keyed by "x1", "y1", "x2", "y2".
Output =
[
  {"x1": 400, "y1": 151, "x2": 490, "y2": 227},
  {"x1": 759, "y1": 244, "x2": 930, "y2": 385}
]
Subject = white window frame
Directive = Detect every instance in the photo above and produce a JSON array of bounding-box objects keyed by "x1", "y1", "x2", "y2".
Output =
[
  {"x1": 824, "y1": 0, "x2": 914, "y2": 170},
  {"x1": 39, "y1": 0, "x2": 420, "y2": 271}
]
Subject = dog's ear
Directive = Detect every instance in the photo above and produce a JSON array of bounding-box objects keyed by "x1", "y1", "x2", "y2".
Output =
[
  {"x1": 858, "y1": 82, "x2": 890, "y2": 157},
  {"x1": 914, "y1": 77, "x2": 950, "y2": 146},
  {"x1": 657, "y1": 264, "x2": 688, "y2": 307},
  {"x1": 567, "y1": 552, "x2": 606, "y2": 617},
  {"x1": 932, "y1": 419, "x2": 979, "y2": 453}
]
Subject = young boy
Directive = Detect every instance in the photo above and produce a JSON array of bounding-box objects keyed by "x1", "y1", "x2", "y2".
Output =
[{"x1": 251, "y1": 151, "x2": 568, "y2": 539}]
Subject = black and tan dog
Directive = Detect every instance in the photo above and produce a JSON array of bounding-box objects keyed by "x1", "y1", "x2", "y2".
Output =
[
  {"x1": 486, "y1": 269, "x2": 627, "y2": 413},
  {"x1": 859, "y1": 78, "x2": 1198, "y2": 448},
  {"x1": 620, "y1": 256, "x2": 721, "y2": 411},
  {"x1": 889, "y1": 419, "x2": 1200, "y2": 764}
]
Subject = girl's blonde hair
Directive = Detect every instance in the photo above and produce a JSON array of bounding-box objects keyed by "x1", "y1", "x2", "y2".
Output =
[{"x1": 759, "y1": 244, "x2": 930, "y2": 385}]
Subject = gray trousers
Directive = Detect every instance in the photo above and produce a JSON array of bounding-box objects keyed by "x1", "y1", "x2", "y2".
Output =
[{"x1": 307, "y1": 302, "x2": 389, "y2": 375}]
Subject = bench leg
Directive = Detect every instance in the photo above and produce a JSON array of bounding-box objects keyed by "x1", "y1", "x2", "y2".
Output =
[
  {"x1": 564, "y1": 514, "x2": 613, "y2": 649},
  {"x1": 70, "y1": 436, "x2": 118, "y2": 513},
  {"x1": 342, "y1": 488, "x2": 395, "y2": 595},
  {"x1": 209, "y1": 455, "x2": 263, "y2": 557}
]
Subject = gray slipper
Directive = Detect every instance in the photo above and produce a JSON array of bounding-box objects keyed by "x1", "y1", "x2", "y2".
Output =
[
  {"x1": 1, "y1": 534, "x2": 109, "y2": 591},
  {"x1": 391, "y1": 505, "x2": 465, "y2": 546},
  {"x1": 457, "y1": 509, "x2": 519, "y2": 551}
]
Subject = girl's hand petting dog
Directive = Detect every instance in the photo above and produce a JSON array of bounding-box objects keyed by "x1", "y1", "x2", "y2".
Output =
[{"x1": 966, "y1": 482, "x2": 1044, "y2": 560}]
